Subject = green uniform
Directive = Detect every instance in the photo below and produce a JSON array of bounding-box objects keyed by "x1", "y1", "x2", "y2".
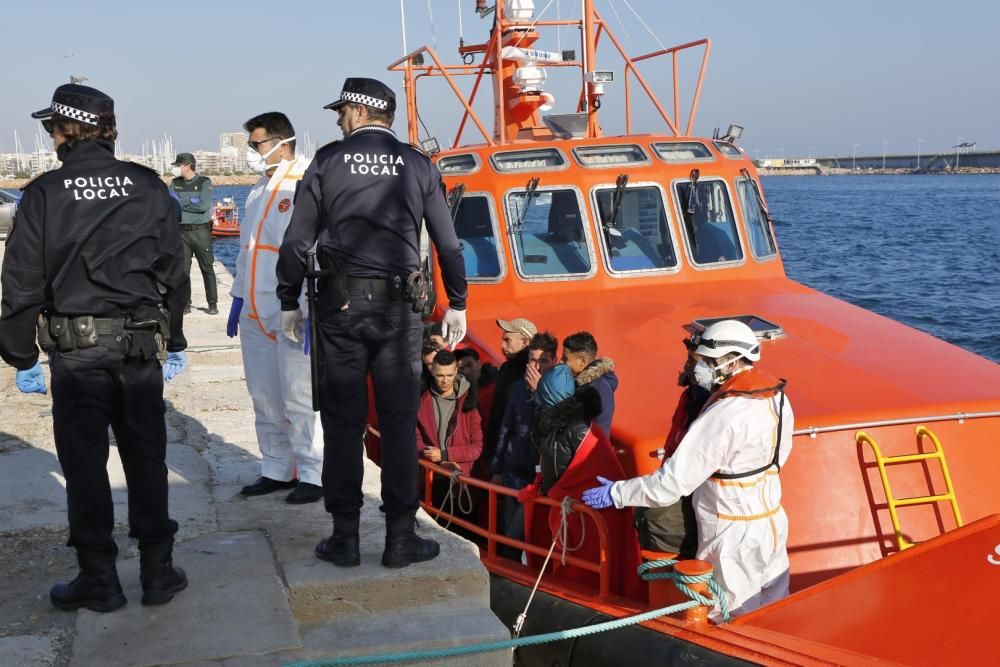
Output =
[{"x1": 170, "y1": 174, "x2": 218, "y2": 308}]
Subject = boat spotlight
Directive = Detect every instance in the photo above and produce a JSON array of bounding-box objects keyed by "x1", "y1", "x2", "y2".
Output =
[
  {"x1": 586, "y1": 70, "x2": 614, "y2": 96},
  {"x1": 420, "y1": 137, "x2": 441, "y2": 156},
  {"x1": 723, "y1": 124, "x2": 744, "y2": 143}
]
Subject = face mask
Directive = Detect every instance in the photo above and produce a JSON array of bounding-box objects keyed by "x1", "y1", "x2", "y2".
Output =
[
  {"x1": 170, "y1": 166, "x2": 182, "y2": 178},
  {"x1": 692, "y1": 359, "x2": 715, "y2": 391},
  {"x1": 245, "y1": 136, "x2": 295, "y2": 174}
]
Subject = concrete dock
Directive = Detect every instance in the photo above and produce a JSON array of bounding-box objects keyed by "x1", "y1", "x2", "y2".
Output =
[{"x1": 0, "y1": 254, "x2": 510, "y2": 666}]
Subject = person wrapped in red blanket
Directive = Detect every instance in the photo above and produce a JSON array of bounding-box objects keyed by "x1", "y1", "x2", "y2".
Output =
[{"x1": 517, "y1": 364, "x2": 645, "y2": 601}]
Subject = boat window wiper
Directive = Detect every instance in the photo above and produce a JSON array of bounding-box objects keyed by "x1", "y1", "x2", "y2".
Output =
[
  {"x1": 605, "y1": 174, "x2": 628, "y2": 238},
  {"x1": 740, "y1": 168, "x2": 772, "y2": 226},
  {"x1": 447, "y1": 184, "x2": 467, "y2": 225},
  {"x1": 513, "y1": 177, "x2": 540, "y2": 232},
  {"x1": 685, "y1": 168, "x2": 700, "y2": 250}
]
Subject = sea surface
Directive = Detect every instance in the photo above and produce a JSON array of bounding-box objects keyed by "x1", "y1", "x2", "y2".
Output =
[{"x1": 211, "y1": 175, "x2": 1000, "y2": 363}]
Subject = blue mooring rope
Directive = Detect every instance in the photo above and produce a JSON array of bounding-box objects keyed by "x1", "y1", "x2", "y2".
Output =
[{"x1": 286, "y1": 557, "x2": 727, "y2": 666}]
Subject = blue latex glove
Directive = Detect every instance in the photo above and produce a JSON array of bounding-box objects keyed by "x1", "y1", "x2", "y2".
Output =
[
  {"x1": 303, "y1": 318, "x2": 310, "y2": 356},
  {"x1": 227, "y1": 297, "x2": 243, "y2": 338},
  {"x1": 162, "y1": 351, "x2": 188, "y2": 382},
  {"x1": 15, "y1": 361, "x2": 47, "y2": 394},
  {"x1": 582, "y1": 476, "x2": 616, "y2": 510}
]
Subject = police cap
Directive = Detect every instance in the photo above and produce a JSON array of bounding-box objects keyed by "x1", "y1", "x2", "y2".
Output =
[
  {"x1": 324, "y1": 78, "x2": 396, "y2": 114},
  {"x1": 31, "y1": 83, "x2": 115, "y2": 126},
  {"x1": 172, "y1": 152, "x2": 196, "y2": 167}
]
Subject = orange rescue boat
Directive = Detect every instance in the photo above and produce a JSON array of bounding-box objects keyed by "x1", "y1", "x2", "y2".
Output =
[
  {"x1": 364, "y1": 2, "x2": 1000, "y2": 664},
  {"x1": 211, "y1": 196, "x2": 240, "y2": 238}
]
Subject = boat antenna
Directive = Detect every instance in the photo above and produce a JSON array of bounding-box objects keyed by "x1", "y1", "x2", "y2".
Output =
[
  {"x1": 426, "y1": 0, "x2": 438, "y2": 52},
  {"x1": 448, "y1": 184, "x2": 467, "y2": 223},
  {"x1": 400, "y1": 0, "x2": 408, "y2": 55}
]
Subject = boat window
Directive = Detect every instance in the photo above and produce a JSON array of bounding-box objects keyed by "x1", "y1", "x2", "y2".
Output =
[
  {"x1": 736, "y1": 179, "x2": 777, "y2": 258},
  {"x1": 573, "y1": 144, "x2": 650, "y2": 167},
  {"x1": 453, "y1": 194, "x2": 503, "y2": 280},
  {"x1": 652, "y1": 141, "x2": 715, "y2": 163},
  {"x1": 674, "y1": 179, "x2": 744, "y2": 265},
  {"x1": 505, "y1": 188, "x2": 592, "y2": 278},
  {"x1": 437, "y1": 153, "x2": 480, "y2": 174},
  {"x1": 491, "y1": 148, "x2": 567, "y2": 172},
  {"x1": 593, "y1": 184, "x2": 678, "y2": 273},
  {"x1": 713, "y1": 141, "x2": 743, "y2": 159}
]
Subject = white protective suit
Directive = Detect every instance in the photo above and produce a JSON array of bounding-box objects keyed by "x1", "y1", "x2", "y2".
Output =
[
  {"x1": 611, "y1": 369, "x2": 794, "y2": 618},
  {"x1": 231, "y1": 155, "x2": 323, "y2": 486}
]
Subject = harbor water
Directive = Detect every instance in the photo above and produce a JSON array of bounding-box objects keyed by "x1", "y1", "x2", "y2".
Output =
[{"x1": 212, "y1": 175, "x2": 1000, "y2": 363}]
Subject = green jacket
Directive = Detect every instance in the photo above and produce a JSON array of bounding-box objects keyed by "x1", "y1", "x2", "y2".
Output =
[{"x1": 170, "y1": 174, "x2": 214, "y2": 226}]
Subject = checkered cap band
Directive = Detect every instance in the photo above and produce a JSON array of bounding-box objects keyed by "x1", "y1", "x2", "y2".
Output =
[
  {"x1": 340, "y1": 91, "x2": 389, "y2": 110},
  {"x1": 52, "y1": 102, "x2": 100, "y2": 126}
]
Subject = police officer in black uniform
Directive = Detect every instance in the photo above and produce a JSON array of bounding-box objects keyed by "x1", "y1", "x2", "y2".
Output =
[
  {"x1": 0, "y1": 84, "x2": 191, "y2": 612},
  {"x1": 276, "y1": 78, "x2": 468, "y2": 569}
]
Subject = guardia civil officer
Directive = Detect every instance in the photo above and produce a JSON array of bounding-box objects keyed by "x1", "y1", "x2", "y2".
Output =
[
  {"x1": 276, "y1": 78, "x2": 468, "y2": 569},
  {"x1": 0, "y1": 83, "x2": 191, "y2": 612}
]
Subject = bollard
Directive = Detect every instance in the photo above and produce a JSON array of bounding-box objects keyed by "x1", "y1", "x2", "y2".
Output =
[
  {"x1": 673, "y1": 559, "x2": 714, "y2": 624},
  {"x1": 640, "y1": 549, "x2": 685, "y2": 609}
]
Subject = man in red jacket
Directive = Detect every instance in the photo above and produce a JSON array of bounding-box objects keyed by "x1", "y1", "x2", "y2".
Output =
[{"x1": 417, "y1": 350, "x2": 483, "y2": 477}]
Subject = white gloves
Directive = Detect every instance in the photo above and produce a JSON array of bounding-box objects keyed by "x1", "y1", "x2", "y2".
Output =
[
  {"x1": 281, "y1": 308, "x2": 305, "y2": 343},
  {"x1": 441, "y1": 308, "x2": 467, "y2": 348}
]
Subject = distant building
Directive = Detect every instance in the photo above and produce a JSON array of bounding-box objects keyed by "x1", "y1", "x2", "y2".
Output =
[{"x1": 219, "y1": 132, "x2": 248, "y2": 172}]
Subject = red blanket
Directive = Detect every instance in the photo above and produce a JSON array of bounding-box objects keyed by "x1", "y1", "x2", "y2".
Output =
[{"x1": 520, "y1": 425, "x2": 646, "y2": 601}]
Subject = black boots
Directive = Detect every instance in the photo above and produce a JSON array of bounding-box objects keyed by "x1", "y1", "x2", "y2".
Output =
[
  {"x1": 316, "y1": 512, "x2": 361, "y2": 567},
  {"x1": 139, "y1": 541, "x2": 188, "y2": 606},
  {"x1": 50, "y1": 548, "x2": 127, "y2": 613},
  {"x1": 381, "y1": 513, "x2": 440, "y2": 569}
]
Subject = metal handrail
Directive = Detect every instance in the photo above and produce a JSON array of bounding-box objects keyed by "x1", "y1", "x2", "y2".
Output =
[
  {"x1": 794, "y1": 410, "x2": 1000, "y2": 438},
  {"x1": 419, "y1": 459, "x2": 613, "y2": 600}
]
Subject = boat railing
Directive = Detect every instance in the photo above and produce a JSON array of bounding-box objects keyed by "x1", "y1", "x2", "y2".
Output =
[
  {"x1": 418, "y1": 458, "x2": 614, "y2": 600},
  {"x1": 387, "y1": 3, "x2": 712, "y2": 146}
]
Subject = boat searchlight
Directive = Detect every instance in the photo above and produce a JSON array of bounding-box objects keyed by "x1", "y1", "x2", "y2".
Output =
[{"x1": 722, "y1": 124, "x2": 744, "y2": 143}]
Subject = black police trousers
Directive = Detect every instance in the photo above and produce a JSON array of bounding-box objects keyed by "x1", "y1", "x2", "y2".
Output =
[
  {"x1": 49, "y1": 343, "x2": 176, "y2": 555},
  {"x1": 316, "y1": 282, "x2": 423, "y2": 519},
  {"x1": 181, "y1": 224, "x2": 218, "y2": 306}
]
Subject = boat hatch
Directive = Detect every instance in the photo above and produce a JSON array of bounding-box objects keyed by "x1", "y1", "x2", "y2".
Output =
[
  {"x1": 592, "y1": 182, "x2": 679, "y2": 275},
  {"x1": 491, "y1": 148, "x2": 568, "y2": 173},
  {"x1": 691, "y1": 314, "x2": 785, "y2": 341},
  {"x1": 572, "y1": 144, "x2": 651, "y2": 168},
  {"x1": 713, "y1": 141, "x2": 743, "y2": 159},
  {"x1": 437, "y1": 153, "x2": 481, "y2": 175},
  {"x1": 651, "y1": 141, "x2": 715, "y2": 163}
]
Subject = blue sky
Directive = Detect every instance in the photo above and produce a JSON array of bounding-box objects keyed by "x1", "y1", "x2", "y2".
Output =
[{"x1": 2, "y1": 0, "x2": 997, "y2": 158}]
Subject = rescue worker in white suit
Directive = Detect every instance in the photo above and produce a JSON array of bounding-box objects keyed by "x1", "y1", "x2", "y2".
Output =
[
  {"x1": 228, "y1": 112, "x2": 324, "y2": 504},
  {"x1": 583, "y1": 320, "x2": 793, "y2": 618}
]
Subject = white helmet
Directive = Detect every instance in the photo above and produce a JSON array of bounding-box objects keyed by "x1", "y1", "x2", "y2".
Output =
[{"x1": 695, "y1": 319, "x2": 761, "y2": 362}]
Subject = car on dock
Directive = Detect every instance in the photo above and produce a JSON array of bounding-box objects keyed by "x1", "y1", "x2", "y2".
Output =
[{"x1": 0, "y1": 189, "x2": 20, "y2": 241}]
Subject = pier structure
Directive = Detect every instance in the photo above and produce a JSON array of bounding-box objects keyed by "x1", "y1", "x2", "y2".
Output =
[
  {"x1": 0, "y1": 251, "x2": 510, "y2": 666},
  {"x1": 759, "y1": 148, "x2": 1000, "y2": 172}
]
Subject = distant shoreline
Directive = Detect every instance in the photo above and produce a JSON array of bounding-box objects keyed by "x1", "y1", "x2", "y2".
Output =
[
  {"x1": 0, "y1": 174, "x2": 260, "y2": 189},
  {"x1": 759, "y1": 167, "x2": 1000, "y2": 176}
]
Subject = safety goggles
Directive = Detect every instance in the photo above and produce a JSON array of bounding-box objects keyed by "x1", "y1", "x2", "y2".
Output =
[{"x1": 248, "y1": 136, "x2": 281, "y2": 152}]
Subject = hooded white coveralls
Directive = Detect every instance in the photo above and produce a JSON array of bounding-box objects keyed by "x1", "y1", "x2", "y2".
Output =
[
  {"x1": 611, "y1": 375, "x2": 794, "y2": 618},
  {"x1": 232, "y1": 155, "x2": 323, "y2": 486}
]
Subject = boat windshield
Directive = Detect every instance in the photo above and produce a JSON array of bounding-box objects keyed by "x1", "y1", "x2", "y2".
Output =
[
  {"x1": 506, "y1": 188, "x2": 593, "y2": 278},
  {"x1": 674, "y1": 179, "x2": 743, "y2": 265},
  {"x1": 453, "y1": 193, "x2": 503, "y2": 281},
  {"x1": 736, "y1": 179, "x2": 777, "y2": 258},
  {"x1": 594, "y1": 185, "x2": 678, "y2": 273}
]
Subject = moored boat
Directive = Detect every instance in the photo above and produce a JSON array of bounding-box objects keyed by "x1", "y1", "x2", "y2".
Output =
[
  {"x1": 211, "y1": 196, "x2": 240, "y2": 237},
  {"x1": 364, "y1": 1, "x2": 1000, "y2": 664}
]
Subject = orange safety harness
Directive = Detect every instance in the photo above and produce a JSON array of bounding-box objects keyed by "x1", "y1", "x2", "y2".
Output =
[{"x1": 702, "y1": 368, "x2": 788, "y2": 481}]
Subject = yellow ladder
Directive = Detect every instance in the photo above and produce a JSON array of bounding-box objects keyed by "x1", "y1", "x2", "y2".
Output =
[{"x1": 856, "y1": 425, "x2": 963, "y2": 551}]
